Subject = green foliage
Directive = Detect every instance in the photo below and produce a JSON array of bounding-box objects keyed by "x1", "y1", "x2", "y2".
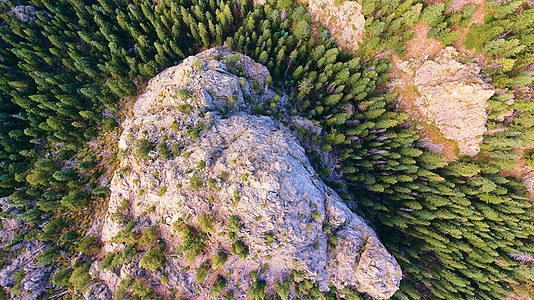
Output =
[
  {"x1": 175, "y1": 223, "x2": 206, "y2": 263},
  {"x1": 158, "y1": 186, "x2": 167, "y2": 196},
  {"x1": 177, "y1": 89, "x2": 192, "y2": 101},
  {"x1": 69, "y1": 263, "x2": 91, "y2": 292},
  {"x1": 294, "y1": 21, "x2": 312, "y2": 40},
  {"x1": 210, "y1": 275, "x2": 227, "y2": 298},
  {"x1": 139, "y1": 226, "x2": 160, "y2": 246},
  {"x1": 523, "y1": 149, "x2": 534, "y2": 168},
  {"x1": 61, "y1": 190, "x2": 91, "y2": 210},
  {"x1": 198, "y1": 213, "x2": 216, "y2": 233},
  {"x1": 171, "y1": 121, "x2": 180, "y2": 131},
  {"x1": 189, "y1": 174, "x2": 203, "y2": 191},
  {"x1": 76, "y1": 235, "x2": 99, "y2": 256},
  {"x1": 227, "y1": 215, "x2": 243, "y2": 233},
  {"x1": 135, "y1": 139, "x2": 154, "y2": 160},
  {"x1": 52, "y1": 268, "x2": 72, "y2": 286},
  {"x1": 36, "y1": 246, "x2": 62, "y2": 265},
  {"x1": 157, "y1": 142, "x2": 170, "y2": 159},
  {"x1": 420, "y1": 3, "x2": 446, "y2": 26},
  {"x1": 60, "y1": 230, "x2": 79, "y2": 242},
  {"x1": 311, "y1": 210, "x2": 321, "y2": 221},
  {"x1": 1, "y1": 0, "x2": 533, "y2": 299},
  {"x1": 248, "y1": 279, "x2": 267, "y2": 300},
  {"x1": 275, "y1": 278, "x2": 292, "y2": 300},
  {"x1": 196, "y1": 160, "x2": 206, "y2": 170},
  {"x1": 195, "y1": 260, "x2": 211, "y2": 283},
  {"x1": 231, "y1": 240, "x2": 249, "y2": 260},
  {"x1": 213, "y1": 250, "x2": 229, "y2": 270},
  {"x1": 140, "y1": 242, "x2": 166, "y2": 271}
]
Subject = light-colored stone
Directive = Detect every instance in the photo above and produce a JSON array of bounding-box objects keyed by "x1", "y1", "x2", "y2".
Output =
[
  {"x1": 0, "y1": 240, "x2": 52, "y2": 300},
  {"x1": 84, "y1": 283, "x2": 112, "y2": 300},
  {"x1": 391, "y1": 47, "x2": 495, "y2": 156},
  {"x1": 101, "y1": 48, "x2": 401, "y2": 299},
  {"x1": 308, "y1": 0, "x2": 366, "y2": 51}
]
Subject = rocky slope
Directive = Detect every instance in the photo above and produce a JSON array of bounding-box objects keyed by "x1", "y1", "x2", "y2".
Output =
[
  {"x1": 390, "y1": 47, "x2": 495, "y2": 157},
  {"x1": 97, "y1": 48, "x2": 401, "y2": 299},
  {"x1": 0, "y1": 198, "x2": 52, "y2": 300}
]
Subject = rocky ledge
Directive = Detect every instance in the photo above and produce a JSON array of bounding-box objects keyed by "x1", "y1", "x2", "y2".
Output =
[
  {"x1": 391, "y1": 47, "x2": 495, "y2": 157},
  {"x1": 98, "y1": 48, "x2": 401, "y2": 299}
]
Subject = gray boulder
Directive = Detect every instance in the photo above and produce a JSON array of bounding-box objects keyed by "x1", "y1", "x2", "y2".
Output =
[{"x1": 100, "y1": 48, "x2": 401, "y2": 299}]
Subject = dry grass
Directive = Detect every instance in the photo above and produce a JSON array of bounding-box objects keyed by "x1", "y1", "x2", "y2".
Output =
[
  {"x1": 402, "y1": 23, "x2": 444, "y2": 60},
  {"x1": 451, "y1": 0, "x2": 492, "y2": 65}
]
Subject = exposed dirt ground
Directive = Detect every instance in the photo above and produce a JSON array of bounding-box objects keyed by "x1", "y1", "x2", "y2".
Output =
[{"x1": 451, "y1": 0, "x2": 491, "y2": 64}]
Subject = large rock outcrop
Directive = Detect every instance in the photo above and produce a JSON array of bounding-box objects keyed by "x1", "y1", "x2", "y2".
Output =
[
  {"x1": 308, "y1": 0, "x2": 366, "y2": 51},
  {"x1": 100, "y1": 48, "x2": 401, "y2": 299},
  {"x1": 391, "y1": 47, "x2": 495, "y2": 157}
]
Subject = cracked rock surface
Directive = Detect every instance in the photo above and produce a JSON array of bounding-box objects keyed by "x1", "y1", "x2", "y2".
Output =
[
  {"x1": 100, "y1": 48, "x2": 401, "y2": 299},
  {"x1": 392, "y1": 47, "x2": 495, "y2": 157}
]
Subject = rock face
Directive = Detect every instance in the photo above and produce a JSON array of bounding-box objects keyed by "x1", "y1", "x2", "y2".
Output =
[
  {"x1": 391, "y1": 47, "x2": 494, "y2": 157},
  {"x1": 0, "y1": 198, "x2": 52, "y2": 300},
  {"x1": 308, "y1": 0, "x2": 365, "y2": 51},
  {"x1": 0, "y1": 240, "x2": 52, "y2": 300},
  {"x1": 100, "y1": 48, "x2": 401, "y2": 299}
]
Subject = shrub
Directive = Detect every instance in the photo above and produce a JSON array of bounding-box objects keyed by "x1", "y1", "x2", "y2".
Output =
[
  {"x1": 157, "y1": 142, "x2": 170, "y2": 159},
  {"x1": 135, "y1": 139, "x2": 154, "y2": 160},
  {"x1": 231, "y1": 240, "x2": 249, "y2": 260},
  {"x1": 210, "y1": 275, "x2": 227, "y2": 298},
  {"x1": 248, "y1": 279, "x2": 267, "y2": 300},
  {"x1": 140, "y1": 246, "x2": 166, "y2": 271},
  {"x1": 132, "y1": 279, "x2": 158, "y2": 298},
  {"x1": 61, "y1": 190, "x2": 90, "y2": 210},
  {"x1": 265, "y1": 232, "x2": 275, "y2": 245},
  {"x1": 100, "y1": 252, "x2": 118, "y2": 270},
  {"x1": 227, "y1": 216, "x2": 243, "y2": 233},
  {"x1": 311, "y1": 210, "x2": 321, "y2": 221},
  {"x1": 171, "y1": 121, "x2": 180, "y2": 131},
  {"x1": 171, "y1": 144, "x2": 182, "y2": 154},
  {"x1": 92, "y1": 186, "x2": 110, "y2": 197},
  {"x1": 176, "y1": 89, "x2": 192, "y2": 100},
  {"x1": 198, "y1": 213, "x2": 215, "y2": 233},
  {"x1": 212, "y1": 250, "x2": 228, "y2": 270},
  {"x1": 186, "y1": 128, "x2": 200, "y2": 139},
  {"x1": 36, "y1": 246, "x2": 62, "y2": 265},
  {"x1": 52, "y1": 268, "x2": 72, "y2": 286},
  {"x1": 158, "y1": 186, "x2": 167, "y2": 196},
  {"x1": 294, "y1": 21, "x2": 311, "y2": 40},
  {"x1": 207, "y1": 178, "x2": 217, "y2": 188},
  {"x1": 275, "y1": 278, "x2": 292, "y2": 300},
  {"x1": 195, "y1": 260, "x2": 211, "y2": 284},
  {"x1": 176, "y1": 223, "x2": 206, "y2": 259},
  {"x1": 523, "y1": 149, "x2": 534, "y2": 168},
  {"x1": 69, "y1": 263, "x2": 91, "y2": 292},
  {"x1": 107, "y1": 244, "x2": 138, "y2": 269},
  {"x1": 60, "y1": 230, "x2": 79, "y2": 242},
  {"x1": 139, "y1": 226, "x2": 160, "y2": 246},
  {"x1": 78, "y1": 160, "x2": 96, "y2": 172},
  {"x1": 189, "y1": 174, "x2": 203, "y2": 191},
  {"x1": 196, "y1": 160, "x2": 206, "y2": 170},
  {"x1": 52, "y1": 168, "x2": 78, "y2": 182}
]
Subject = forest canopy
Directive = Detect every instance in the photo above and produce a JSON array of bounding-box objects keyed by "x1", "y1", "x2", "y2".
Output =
[{"x1": 0, "y1": 0, "x2": 533, "y2": 299}]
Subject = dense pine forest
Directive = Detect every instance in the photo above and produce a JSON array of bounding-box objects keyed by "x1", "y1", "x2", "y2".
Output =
[{"x1": 0, "y1": 0, "x2": 533, "y2": 299}]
